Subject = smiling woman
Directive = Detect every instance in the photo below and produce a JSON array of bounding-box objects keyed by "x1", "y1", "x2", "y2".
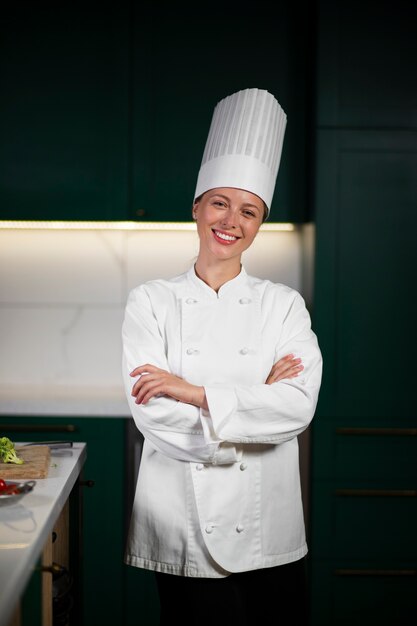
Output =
[
  {"x1": 192, "y1": 188, "x2": 264, "y2": 289},
  {"x1": 122, "y1": 88, "x2": 322, "y2": 626}
]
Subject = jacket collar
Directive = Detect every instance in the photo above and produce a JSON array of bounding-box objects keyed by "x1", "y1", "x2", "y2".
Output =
[{"x1": 186, "y1": 264, "x2": 250, "y2": 299}]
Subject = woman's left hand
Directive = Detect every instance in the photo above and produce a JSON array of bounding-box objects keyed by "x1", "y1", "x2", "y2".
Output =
[
  {"x1": 265, "y1": 354, "x2": 303, "y2": 385},
  {"x1": 130, "y1": 364, "x2": 207, "y2": 408}
]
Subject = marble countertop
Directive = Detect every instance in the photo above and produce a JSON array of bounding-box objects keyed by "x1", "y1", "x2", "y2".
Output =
[
  {"x1": 0, "y1": 386, "x2": 131, "y2": 417},
  {"x1": 0, "y1": 443, "x2": 87, "y2": 626}
]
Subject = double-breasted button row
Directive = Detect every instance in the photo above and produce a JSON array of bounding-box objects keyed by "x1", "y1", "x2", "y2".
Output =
[
  {"x1": 186, "y1": 296, "x2": 251, "y2": 304},
  {"x1": 187, "y1": 347, "x2": 250, "y2": 356},
  {"x1": 195, "y1": 463, "x2": 248, "y2": 472},
  {"x1": 204, "y1": 523, "x2": 245, "y2": 534}
]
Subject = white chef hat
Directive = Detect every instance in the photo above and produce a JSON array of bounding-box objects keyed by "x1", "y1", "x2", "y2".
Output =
[{"x1": 194, "y1": 88, "x2": 287, "y2": 216}]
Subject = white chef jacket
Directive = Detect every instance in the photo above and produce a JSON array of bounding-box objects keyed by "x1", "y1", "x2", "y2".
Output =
[{"x1": 122, "y1": 265, "x2": 322, "y2": 577}]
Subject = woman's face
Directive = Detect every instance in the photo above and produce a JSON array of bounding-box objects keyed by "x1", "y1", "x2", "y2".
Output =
[{"x1": 193, "y1": 187, "x2": 264, "y2": 263}]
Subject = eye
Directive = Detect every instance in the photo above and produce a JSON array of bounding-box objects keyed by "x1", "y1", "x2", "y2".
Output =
[
  {"x1": 213, "y1": 200, "x2": 227, "y2": 208},
  {"x1": 242, "y1": 209, "x2": 256, "y2": 218}
]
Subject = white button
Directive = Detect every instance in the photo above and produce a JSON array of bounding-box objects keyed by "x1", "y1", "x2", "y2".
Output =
[
  {"x1": 186, "y1": 348, "x2": 199, "y2": 355},
  {"x1": 236, "y1": 524, "x2": 244, "y2": 533},
  {"x1": 300, "y1": 378, "x2": 306, "y2": 385},
  {"x1": 205, "y1": 524, "x2": 214, "y2": 534},
  {"x1": 240, "y1": 463, "x2": 247, "y2": 471},
  {"x1": 239, "y1": 347, "x2": 249, "y2": 355},
  {"x1": 186, "y1": 298, "x2": 197, "y2": 304},
  {"x1": 239, "y1": 298, "x2": 251, "y2": 304},
  {"x1": 196, "y1": 463, "x2": 204, "y2": 471}
]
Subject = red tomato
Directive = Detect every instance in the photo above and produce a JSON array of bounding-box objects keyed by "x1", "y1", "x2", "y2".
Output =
[
  {"x1": 4, "y1": 486, "x2": 19, "y2": 495},
  {"x1": 0, "y1": 480, "x2": 19, "y2": 495}
]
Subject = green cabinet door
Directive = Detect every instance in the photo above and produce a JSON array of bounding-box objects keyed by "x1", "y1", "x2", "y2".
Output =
[
  {"x1": 131, "y1": 2, "x2": 312, "y2": 223},
  {"x1": 0, "y1": 3, "x2": 129, "y2": 221},
  {"x1": 311, "y1": 561, "x2": 417, "y2": 626},
  {"x1": 309, "y1": 128, "x2": 417, "y2": 625},
  {"x1": 313, "y1": 129, "x2": 417, "y2": 418},
  {"x1": 316, "y1": 0, "x2": 417, "y2": 128}
]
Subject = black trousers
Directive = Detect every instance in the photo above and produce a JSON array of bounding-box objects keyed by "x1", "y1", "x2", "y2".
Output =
[{"x1": 155, "y1": 557, "x2": 309, "y2": 626}]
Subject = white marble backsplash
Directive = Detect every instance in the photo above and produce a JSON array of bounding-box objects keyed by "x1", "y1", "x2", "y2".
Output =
[{"x1": 0, "y1": 226, "x2": 312, "y2": 416}]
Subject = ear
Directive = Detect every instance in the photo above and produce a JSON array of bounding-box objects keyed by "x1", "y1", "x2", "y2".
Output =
[{"x1": 192, "y1": 202, "x2": 199, "y2": 220}]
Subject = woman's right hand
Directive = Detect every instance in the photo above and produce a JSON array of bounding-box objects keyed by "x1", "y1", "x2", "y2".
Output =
[{"x1": 265, "y1": 354, "x2": 303, "y2": 385}]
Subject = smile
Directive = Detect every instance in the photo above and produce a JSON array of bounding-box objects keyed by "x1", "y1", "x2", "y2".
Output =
[{"x1": 212, "y1": 229, "x2": 239, "y2": 244}]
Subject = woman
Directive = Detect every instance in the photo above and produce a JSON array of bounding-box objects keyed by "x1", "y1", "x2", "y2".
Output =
[{"x1": 122, "y1": 89, "x2": 322, "y2": 625}]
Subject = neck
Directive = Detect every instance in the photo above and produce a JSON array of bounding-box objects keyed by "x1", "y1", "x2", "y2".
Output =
[{"x1": 194, "y1": 256, "x2": 242, "y2": 292}]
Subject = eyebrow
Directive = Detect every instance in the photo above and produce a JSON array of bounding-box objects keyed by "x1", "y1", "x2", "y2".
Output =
[
  {"x1": 210, "y1": 193, "x2": 231, "y2": 202},
  {"x1": 242, "y1": 203, "x2": 262, "y2": 212},
  {"x1": 210, "y1": 194, "x2": 262, "y2": 213}
]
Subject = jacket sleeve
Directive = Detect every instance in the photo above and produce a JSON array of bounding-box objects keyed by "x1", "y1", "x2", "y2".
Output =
[
  {"x1": 201, "y1": 292, "x2": 323, "y2": 445},
  {"x1": 122, "y1": 286, "x2": 241, "y2": 465}
]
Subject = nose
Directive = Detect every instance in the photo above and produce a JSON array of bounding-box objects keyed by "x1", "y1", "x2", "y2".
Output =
[{"x1": 221, "y1": 208, "x2": 238, "y2": 229}]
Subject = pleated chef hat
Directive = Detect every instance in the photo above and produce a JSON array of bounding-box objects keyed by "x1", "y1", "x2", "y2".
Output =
[{"x1": 194, "y1": 88, "x2": 287, "y2": 215}]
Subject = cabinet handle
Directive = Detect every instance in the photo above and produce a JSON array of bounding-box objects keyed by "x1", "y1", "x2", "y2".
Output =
[
  {"x1": 336, "y1": 427, "x2": 417, "y2": 436},
  {"x1": 335, "y1": 489, "x2": 417, "y2": 497},
  {"x1": 334, "y1": 569, "x2": 417, "y2": 577},
  {"x1": 79, "y1": 479, "x2": 95, "y2": 488},
  {"x1": 0, "y1": 423, "x2": 77, "y2": 433},
  {"x1": 41, "y1": 562, "x2": 67, "y2": 575}
]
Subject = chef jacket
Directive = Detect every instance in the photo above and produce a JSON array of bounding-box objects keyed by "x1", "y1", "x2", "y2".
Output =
[{"x1": 122, "y1": 265, "x2": 322, "y2": 577}]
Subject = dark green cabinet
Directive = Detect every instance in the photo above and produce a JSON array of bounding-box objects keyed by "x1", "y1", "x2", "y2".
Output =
[
  {"x1": 0, "y1": 1, "x2": 312, "y2": 223},
  {"x1": 312, "y1": 129, "x2": 417, "y2": 417},
  {"x1": 309, "y1": 3, "x2": 417, "y2": 616},
  {"x1": 131, "y1": 3, "x2": 312, "y2": 222},
  {"x1": 311, "y1": 562, "x2": 417, "y2": 626},
  {"x1": 0, "y1": 2, "x2": 129, "y2": 221},
  {"x1": 310, "y1": 129, "x2": 417, "y2": 625},
  {"x1": 316, "y1": 0, "x2": 417, "y2": 129},
  {"x1": 310, "y1": 3, "x2": 417, "y2": 621}
]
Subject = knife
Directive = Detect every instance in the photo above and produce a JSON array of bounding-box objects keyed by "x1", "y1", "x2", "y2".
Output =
[{"x1": 24, "y1": 441, "x2": 73, "y2": 449}]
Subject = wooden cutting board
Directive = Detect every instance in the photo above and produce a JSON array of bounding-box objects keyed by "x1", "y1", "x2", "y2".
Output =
[{"x1": 0, "y1": 445, "x2": 51, "y2": 479}]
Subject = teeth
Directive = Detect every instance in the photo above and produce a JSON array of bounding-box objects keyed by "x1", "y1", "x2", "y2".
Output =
[{"x1": 214, "y1": 230, "x2": 237, "y2": 241}]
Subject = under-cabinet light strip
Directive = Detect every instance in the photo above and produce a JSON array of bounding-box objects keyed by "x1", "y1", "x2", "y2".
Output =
[{"x1": 0, "y1": 220, "x2": 295, "y2": 232}]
